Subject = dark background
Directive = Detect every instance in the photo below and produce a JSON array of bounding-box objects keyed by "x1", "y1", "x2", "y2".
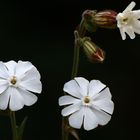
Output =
[{"x1": 0, "y1": 0, "x2": 140, "y2": 140}]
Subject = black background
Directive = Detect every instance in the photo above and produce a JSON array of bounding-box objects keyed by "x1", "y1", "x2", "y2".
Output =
[{"x1": 0, "y1": 0, "x2": 140, "y2": 140}]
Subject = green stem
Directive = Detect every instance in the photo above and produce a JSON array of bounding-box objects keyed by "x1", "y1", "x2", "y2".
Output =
[
  {"x1": 62, "y1": 18, "x2": 86, "y2": 140},
  {"x1": 10, "y1": 111, "x2": 18, "y2": 140},
  {"x1": 71, "y1": 31, "x2": 80, "y2": 79},
  {"x1": 62, "y1": 31, "x2": 80, "y2": 140},
  {"x1": 78, "y1": 18, "x2": 86, "y2": 37},
  {"x1": 71, "y1": 18, "x2": 86, "y2": 78}
]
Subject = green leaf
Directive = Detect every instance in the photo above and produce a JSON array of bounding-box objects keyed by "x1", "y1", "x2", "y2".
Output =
[{"x1": 18, "y1": 116, "x2": 28, "y2": 140}]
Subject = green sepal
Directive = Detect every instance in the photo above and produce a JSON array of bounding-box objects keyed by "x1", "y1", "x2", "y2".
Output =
[{"x1": 84, "y1": 20, "x2": 97, "y2": 33}]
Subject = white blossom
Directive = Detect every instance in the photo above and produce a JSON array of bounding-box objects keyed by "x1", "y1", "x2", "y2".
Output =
[
  {"x1": 0, "y1": 60, "x2": 42, "y2": 111},
  {"x1": 59, "y1": 77, "x2": 114, "y2": 131},
  {"x1": 116, "y1": 1, "x2": 140, "y2": 40}
]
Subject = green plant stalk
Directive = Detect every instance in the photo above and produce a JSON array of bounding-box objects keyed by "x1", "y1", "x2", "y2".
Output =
[
  {"x1": 71, "y1": 18, "x2": 86, "y2": 80},
  {"x1": 71, "y1": 32, "x2": 80, "y2": 79},
  {"x1": 10, "y1": 111, "x2": 19, "y2": 140},
  {"x1": 62, "y1": 18, "x2": 86, "y2": 140}
]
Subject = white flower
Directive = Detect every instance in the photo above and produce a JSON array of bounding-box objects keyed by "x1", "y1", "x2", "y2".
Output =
[
  {"x1": 0, "y1": 60, "x2": 42, "y2": 111},
  {"x1": 116, "y1": 1, "x2": 140, "y2": 40},
  {"x1": 59, "y1": 77, "x2": 114, "y2": 131}
]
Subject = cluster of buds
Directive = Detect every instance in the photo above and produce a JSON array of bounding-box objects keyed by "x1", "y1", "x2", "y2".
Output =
[
  {"x1": 82, "y1": 9, "x2": 117, "y2": 32},
  {"x1": 80, "y1": 37, "x2": 105, "y2": 63},
  {"x1": 78, "y1": 9, "x2": 118, "y2": 62}
]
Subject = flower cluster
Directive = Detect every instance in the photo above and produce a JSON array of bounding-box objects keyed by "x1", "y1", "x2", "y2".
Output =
[
  {"x1": 0, "y1": 2, "x2": 139, "y2": 140},
  {"x1": 82, "y1": 1, "x2": 140, "y2": 40},
  {"x1": 58, "y1": 1, "x2": 140, "y2": 132}
]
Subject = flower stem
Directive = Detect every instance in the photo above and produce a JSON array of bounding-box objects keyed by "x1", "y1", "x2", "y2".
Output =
[
  {"x1": 62, "y1": 18, "x2": 86, "y2": 140},
  {"x1": 71, "y1": 18, "x2": 86, "y2": 78},
  {"x1": 71, "y1": 31, "x2": 80, "y2": 79},
  {"x1": 10, "y1": 111, "x2": 19, "y2": 140}
]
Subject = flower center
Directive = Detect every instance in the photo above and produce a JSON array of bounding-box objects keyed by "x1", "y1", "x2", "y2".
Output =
[
  {"x1": 123, "y1": 17, "x2": 128, "y2": 22},
  {"x1": 120, "y1": 13, "x2": 133, "y2": 25},
  {"x1": 122, "y1": 17, "x2": 129, "y2": 24},
  {"x1": 83, "y1": 96, "x2": 90, "y2": 104},
  {"x1": 10, "y1": 76, "x2": 17, "y2": 85}
]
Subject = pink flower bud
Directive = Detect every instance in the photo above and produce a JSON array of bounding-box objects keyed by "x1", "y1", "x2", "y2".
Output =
[
  {"x1": 83, "y1": 10, "x2": 117, "y2": 31},
  {"x1": 82, "y1": 38, "x2": 105, "y2": 63},
  {"x1": 94, "y1": 10, "x2": 117, "y2": 28},
  {"x1": 90, "y1": 47, "x2": 105, "y2": 62}
]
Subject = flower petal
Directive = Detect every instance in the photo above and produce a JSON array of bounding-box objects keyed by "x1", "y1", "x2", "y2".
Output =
[
  {"x1": 88, "y1": 80, "x2": 106, "y2": 97},
  {"x1": 123, "y1": 1, "x2": 136, "y2": 13},
  {"x1": 93, "y1": 87, "x2": 112, "y2": 100},
  {"x1": 83, "y1": 107, "x2": 98, "y2": 131},
  {"x1": 61, "y1": 103, "x2": 81, "y2": 117},
  {"x1": 0, "y1": 79, "x2": 8, "y2": 94},
  {"x1": 69, "y1": 107, "x2": 84, "y2": 129},
  {"x1": 133, "y1": 27, "x2": 140, "y2": 34},
  {"x1": 17, "y1": 88, "x2": 37, "y2": 106},
  {"x1": 0, "y1": 62, "x2": 9, "y2": 79},
  {"x1": 0, "y1": 88, "x2": 10, "y2": 110},
  {"x1": 133, "y1": 19, "x2": 140, "y2": 34},
  {"x1": 133, "y1": 10, "x2": 140, "y2": 19},
  {"x1": 119, "y1": 27, "x2": 126, "y2": 40},
  {"x1": 74, "y1": 77, "x2": 89, "y2": 96},
  {"x1": 19, "y1": 78, "x2": 42, "y2": 94},
  {"x1": 63, "y1": 80, "x2": 82, "y2": 98},
  {"x1": 125, "y1": 26, "x2": 135, "y2": 39},
  {"x1": 116, "y1": 13, "x2": 123, "y2": 27},
  {"x1": 59, "y1": 95, "x2": 80, "y2": 106},
  {"x1": 20, "y1": 67, "x2": 41, "y2": 80},
  {"x1": 9, "y1": 87, "x2": 24, "y2": 111},
  {"x1": 93, "y1": 99, "x2": 114, "y2": 114},
  {"x1": 15, "y1": 61, "x2": 33, "y2": 77},
  {"x1": 4, "y1": 60, "x2": 17, "y2": 76},
  {"x1": 93, "y1": 108, "x2": 111, "y2": 125}
]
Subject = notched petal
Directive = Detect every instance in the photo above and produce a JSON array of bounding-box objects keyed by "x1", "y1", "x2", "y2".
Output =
[{"x1": 59, "y1": 95, "x2": 80, "y2": 106}]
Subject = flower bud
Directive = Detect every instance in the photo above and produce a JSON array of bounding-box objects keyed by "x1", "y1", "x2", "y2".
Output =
[
  {"x1": 83, "y1": 10, "x2": 117, "y2": 31},
  {"x1": 81, "y1": 38, "x2": 105, "y2": 63}
]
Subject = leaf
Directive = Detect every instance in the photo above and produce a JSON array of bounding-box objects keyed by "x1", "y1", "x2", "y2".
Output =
[
  {"x1": 18, "y1": 116, "x2": 28, "y2": 140},
  {"x1": 69, "y1": 127, "x2": 80, "y2": 140}
]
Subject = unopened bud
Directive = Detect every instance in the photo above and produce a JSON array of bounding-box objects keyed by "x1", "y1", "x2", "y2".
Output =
[
  {"x1": 94, "y1": 10, "x2": 117, "y2": 28},
  {"x1": 81, "y1": 38, "x2": 105, "y2": 63},
  {"x1": 83, "y1": 10, "x2": 117, "y2": 31}
]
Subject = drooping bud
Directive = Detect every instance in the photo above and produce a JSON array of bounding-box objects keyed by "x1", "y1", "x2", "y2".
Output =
[
  {"x1": 82, "y1": 10, "x2": 117, "y2": 32},
  {"x1": 94, "y1": 10, "x2": 117, "y2": 28},
  {"x1": 81, "y1": 38, "x2": 105, "y2": 63},
  {"x1": 82, "y1": 10, "x2": 97, "y2": 32}
]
